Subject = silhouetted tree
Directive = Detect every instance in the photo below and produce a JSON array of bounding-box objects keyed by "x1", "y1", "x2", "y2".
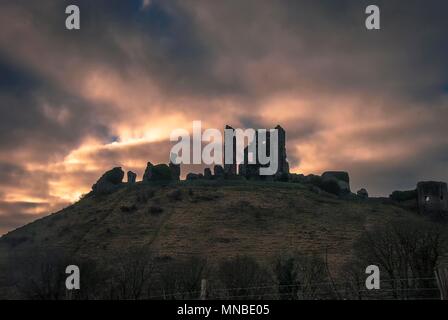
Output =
[
  {"x1": 273, "y1": 255, "x2": 299, "y2": 299},
  {"x1": 106, "y1": 247, "x2": 154, "y2": 299},
  {"x1": 11, "y1": 248, "x2": 68, "y2": 300},
  {"x1": 157, "y1": 257, "x2": 207, "y2": 299},
  {"x1": 295, "y1": 254, "x2": 331, "y2": 299},
  {"x1": 352, "y1": 219, "x2": 444, "y2": 299},
  {"x1": 217, "y1": 256, "x2": 272, "y2": 299}
]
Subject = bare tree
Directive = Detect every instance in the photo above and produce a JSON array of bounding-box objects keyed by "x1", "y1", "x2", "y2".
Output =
[
  {"x1": 217, "y1": 255, "x2": 272, "y2": 299},
  {"x1": 107, "y1": 247, "x2": 154, "y2": 300},
  {"x1": 340, "y1": 260, "x2": 372, "y2": 300},
  {"x1": 176, "y1": 257, "x2": 207, "y2": 299},
  {"x1": 10, "y1": 248, "x2": 68, "y2": 300},
  {"x1": 157, "y1": 257, "x2": 207, "y2": 299},
  {"x1": 353, "y1": 219, "x2": 444, "y2": 299},
  {"x1": 273, "y1": 255, "x2": 299, "y2": 300}
]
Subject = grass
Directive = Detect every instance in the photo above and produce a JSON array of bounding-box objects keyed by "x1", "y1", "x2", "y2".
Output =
[{"x1": 0, "y1": 181, "x2": 445, "y2": 277}]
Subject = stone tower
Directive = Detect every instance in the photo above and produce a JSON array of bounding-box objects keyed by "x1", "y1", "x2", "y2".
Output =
[
  {"x1": 417, "y1": 181, "x2": 448, "y2": 217},
  {"x1": 275, "y1": 125, "x2": 289, "y2": 175},
  {"x1": 238, "y1": 125, "x2": 289, "y2": 179},
  {"x1": 224, "y1": 125, "x2": 237, "y2": 176}
]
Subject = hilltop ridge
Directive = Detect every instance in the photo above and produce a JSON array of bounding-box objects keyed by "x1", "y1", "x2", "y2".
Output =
[{"x1": 1, "y1": 179, "x2": 447, "y2": 299}]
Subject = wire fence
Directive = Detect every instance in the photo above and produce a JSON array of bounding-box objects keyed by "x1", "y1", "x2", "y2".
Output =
[{"x1": 144, "y1": 276, "x2": 441, "y2": 300}]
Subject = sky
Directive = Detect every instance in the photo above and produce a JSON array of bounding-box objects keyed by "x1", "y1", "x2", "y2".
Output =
[{"x1": 0, "y1": 0, "x2": 448, "y2": 235}]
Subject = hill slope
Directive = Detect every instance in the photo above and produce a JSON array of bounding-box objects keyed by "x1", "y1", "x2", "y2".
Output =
[{"x1": 0, "y1": 181, "x2": 430, "y2": 269}]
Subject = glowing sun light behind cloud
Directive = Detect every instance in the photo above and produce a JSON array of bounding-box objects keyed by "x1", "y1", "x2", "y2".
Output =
[{"x1": 1, "y1": 1, "x2": 448, "y2": 235}]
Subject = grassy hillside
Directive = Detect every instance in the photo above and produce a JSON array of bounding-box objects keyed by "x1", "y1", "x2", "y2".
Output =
[
  {"x1": 0, "y1": 180, "x2": 446, "y2": 299},
  {"x1": 0, "y1": 181, "x2": 430, "y2": 264}
]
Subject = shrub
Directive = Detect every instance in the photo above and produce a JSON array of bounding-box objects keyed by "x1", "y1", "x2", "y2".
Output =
[
  {"x1": 137, "y1": 190, "x2": 155, "y2": 203},
  {"x1": 389, "y1": 189, "x2": 417, "y2": 202},
  {"x1": 320, "y1": 179, "x2": 341, "y2": 195},
  {"x1": 351, "y1": 219, "x2": 443, "y2": 299},
  {"x1": 151, "y1": 164, "x2": 172, "y2": 181},
  {"x1": 120, "y1": 205, "x2": 137, "y2": 213},
  {"x1": 158, "y1": 257, "x2": 207, "y2": 299},
  {"x1": 149, "y1": 206, "x2": 164, "y2": 215},
  {"x1": 167, "y1": 189, "x2": 182, "y2": 201},
  {"x1": 217, "y1": 256, "x2": 272, "y2": 299},
  {"x1": 273, "y1": 254, "x2": 332, "y2": 300}
]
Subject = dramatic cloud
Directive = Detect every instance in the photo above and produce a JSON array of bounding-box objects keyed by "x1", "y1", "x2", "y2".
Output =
[{"x1": 0, "y1": 0, "x2": 447, "y2": 234}]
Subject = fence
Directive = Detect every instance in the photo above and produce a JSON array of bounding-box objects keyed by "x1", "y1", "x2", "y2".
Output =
[
  {"x1": 435, "y1": 267, "x2": 448, "y2": 300},
  {"x1": 145, "y1": 276, "x2": 442, "y2": 300}
]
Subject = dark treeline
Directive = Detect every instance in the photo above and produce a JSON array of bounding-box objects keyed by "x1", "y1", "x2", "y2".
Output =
[{"x1": 0, "y1": 219, "x2": 445, "y2": 300}]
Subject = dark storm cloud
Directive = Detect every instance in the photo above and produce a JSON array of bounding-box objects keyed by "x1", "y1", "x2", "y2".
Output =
[
  {"x1": 0, "y1": 162, "x2": 25, "y2": 182},
  {"x1": 8, "y1": 0, "x2": 235, "y2": 97},
  {"x1": 72, "y1": 140, "x2": 173, "y2": 169},
  {"x1": 346, "y1": 143, "x2": 448, "y2": 197},
  {"x1": 1, "y1": 0, "x2": 448, "y2": 234},
  {"x1": 179, "y1": 0, "x2": 448, "y2": 100},
  {"x1": 5, "y1": 0, "x2": 448, "y2": 101},
  {"x1": 0, "y1": 201, "x2": 50, "y2": 215},
  {"x1": 0, "y1": 199, "x2": 70, "y2": 235},
  {"x1": 0, "y1": 68, "x2": 111, "y2": 161},
  {"x1": 0, "y1": 212, "x2": 40, "y2": 235}
]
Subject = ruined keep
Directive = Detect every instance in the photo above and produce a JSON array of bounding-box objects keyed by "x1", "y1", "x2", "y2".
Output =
[
  {"x1": 143, "y1": 162, "x2": 173, "y2": 181},
  {"x1": 417, "y1": 181, "x2": 448, "y2": 216},
  {"x1": 91, "y1": 167, "x2": 124, "y2": 195},
  {"x1": 237, "y1": 125, "x2": 289, "y2": 179},
  {"x1": 169, "y1": 153, "x2": 181, "y2": 181},
  {"x1": 224, "y1": 125, "x2": 237, "y2": 177},
  {"x1": 321, "y1": 171, "x2": 351, "y2": 195},
  {"x1": 169, "y1": 162, "x2": 180, "y2": 181},
  {"x1": 184, "y1": 124, "x2": 290, "y2": 180},
  {"x1": 127, "y1": 171, "x2": 137, "y2": 184}
]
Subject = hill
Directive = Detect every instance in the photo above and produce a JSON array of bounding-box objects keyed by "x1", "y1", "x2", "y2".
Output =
[{"x1": 0, "y1": 180, "x2": 446, "y2": 299}]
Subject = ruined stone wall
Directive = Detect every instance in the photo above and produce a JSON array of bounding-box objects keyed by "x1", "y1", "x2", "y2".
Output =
[{"x1": 417, "y1": 181, "x2": 448, "y2": 215}]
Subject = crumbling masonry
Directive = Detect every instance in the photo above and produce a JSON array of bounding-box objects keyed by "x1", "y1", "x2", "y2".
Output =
[
  {"x1": 417, "y1": 181, "x2": 448, "y2": 217},
  {"x1": 237, "y1": 125, "x2": 290, "y2": 179}
]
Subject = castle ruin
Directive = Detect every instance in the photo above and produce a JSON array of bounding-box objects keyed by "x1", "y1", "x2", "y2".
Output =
[
  {"x1": 237, "y1": 125, "x2": 289, "y2": 179},
  {"x1": 417, "y1": 181, "x2": 448, "y2": 217}
]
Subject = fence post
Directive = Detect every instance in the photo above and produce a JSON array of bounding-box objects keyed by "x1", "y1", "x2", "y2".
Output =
[
  {"x1": 200, "y1": 279, "x2": 207, "y2": 300},
  {"x1": 435, "y1": 267, "x2": 448, "y2": 300}
]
